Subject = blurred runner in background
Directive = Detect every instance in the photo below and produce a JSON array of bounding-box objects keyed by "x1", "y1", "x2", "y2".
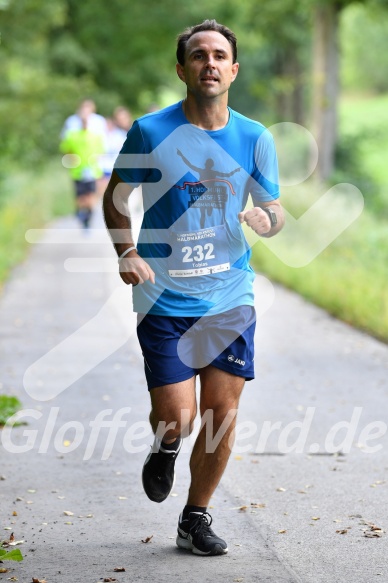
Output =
[
  {"x1": 60, "y1": 102, "x2": 104, "y2": 229},
  {"x1": 61, "y1": 98, "x2": 107, "y2": 139},
  {"x1": 100, "y1": 106, "x2": 133, "y2": 193}
]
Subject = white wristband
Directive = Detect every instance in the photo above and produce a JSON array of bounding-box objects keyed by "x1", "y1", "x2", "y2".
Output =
[{"x1": 117, "y1": 246, "x2": 137, "y2": 264}]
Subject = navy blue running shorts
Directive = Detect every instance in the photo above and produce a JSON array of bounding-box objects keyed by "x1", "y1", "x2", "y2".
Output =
[{"x1": 136, "y1": 305, "x2": 256, "y2": 390}]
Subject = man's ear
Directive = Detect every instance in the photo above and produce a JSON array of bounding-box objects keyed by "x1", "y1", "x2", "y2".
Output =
[
  {"x1": 231, "y1": 62, "x2": 239, "y2": 82},
  {"x1": 176, "y1": 63, "x2": 186, "y2": 83}
]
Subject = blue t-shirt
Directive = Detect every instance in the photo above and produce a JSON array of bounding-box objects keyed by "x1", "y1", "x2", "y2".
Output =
[{"x1": 114, "y1": 101, "x2": 279, "y2": 316}]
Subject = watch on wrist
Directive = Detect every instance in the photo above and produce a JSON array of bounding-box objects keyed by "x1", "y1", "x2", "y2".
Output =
[{"x1": 262, "y1": 206, "x2": 278, "y2": 227}]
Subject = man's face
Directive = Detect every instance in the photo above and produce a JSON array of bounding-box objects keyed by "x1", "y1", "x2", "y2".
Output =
[
  {"x1": 176, "y1": 31, "x2": 239, "y2": 99},
  {"x1": 114, "y1": 109, "x2": 132, "y2": 131},
  {"x1": 78, "y1": 100, "x2": 95, "y2": 117}
]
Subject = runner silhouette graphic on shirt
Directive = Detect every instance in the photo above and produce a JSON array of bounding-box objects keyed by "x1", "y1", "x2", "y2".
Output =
[{"x1": 177, "y1": 149, "x2": 241, "y2": 228}]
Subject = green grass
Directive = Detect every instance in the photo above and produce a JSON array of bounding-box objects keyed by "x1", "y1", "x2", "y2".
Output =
[
  {"x1": 0, "y1": 162, "x2": 73, "y2": 286},
  {"x1": 0, "y1": 164, "x2": 73, "y2": 426},
  {"x1": 338, "y1": 93, "x2": 388, "y2": 204},
  {"x1": 251, "y1": 184, "x2": 388, "y2": 342}
]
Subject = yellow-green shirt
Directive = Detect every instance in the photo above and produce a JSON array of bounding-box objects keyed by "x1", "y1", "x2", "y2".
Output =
[{"x1": 60, "y1": 129, "x2": 104, "y2": 181}]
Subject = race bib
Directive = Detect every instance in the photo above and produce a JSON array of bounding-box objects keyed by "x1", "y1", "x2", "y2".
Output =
[{"x1": 168, "y1": 225, "x2": 230, "y2": 278}]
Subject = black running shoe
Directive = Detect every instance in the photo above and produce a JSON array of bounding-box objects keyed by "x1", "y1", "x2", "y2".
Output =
[
  {"x1": 176, "y1": 512, "x2": 228, "y2": 556},
  {"x1": 142, "y1": 436, "x2": 182, "y2": 503}
]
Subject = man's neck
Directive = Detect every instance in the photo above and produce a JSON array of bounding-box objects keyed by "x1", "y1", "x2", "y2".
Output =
[{"x1": 182, "y1": 96, "x2": 229, "y2": 130}]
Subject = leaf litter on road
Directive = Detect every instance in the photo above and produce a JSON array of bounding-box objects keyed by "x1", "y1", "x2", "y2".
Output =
[
  {"x1": 363, "y1": 523, "x2": 384, "y2": 538},
  {"x1": 2, "y1": 533, "x2": 24, "y2": 548}
]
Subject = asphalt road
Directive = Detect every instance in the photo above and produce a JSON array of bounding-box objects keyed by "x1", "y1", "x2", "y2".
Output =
[{"x1": 1, "y1": 207, "x2": 387, "y2": 583}]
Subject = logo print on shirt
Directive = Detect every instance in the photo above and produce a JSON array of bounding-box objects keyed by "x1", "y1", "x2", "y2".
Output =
[{"x1": 175, "y1": 149, "x2": 241, "y2": 228}]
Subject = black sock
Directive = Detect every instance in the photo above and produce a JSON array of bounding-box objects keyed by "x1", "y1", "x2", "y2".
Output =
[
  {"x1": 182, "y1": 505, "x2": 207, "y2": 520},
  {"x1": 160, "y1": 436, "x2": 181, "y2": 451}
]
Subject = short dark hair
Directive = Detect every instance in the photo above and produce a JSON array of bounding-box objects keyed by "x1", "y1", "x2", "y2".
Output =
[{"x1": 176, "y1": 19, "x2": 237, "y2": 66}]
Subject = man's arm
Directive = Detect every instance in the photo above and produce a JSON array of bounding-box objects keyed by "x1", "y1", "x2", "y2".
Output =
[
  {"x1": 102, "y1": 170, "x2": 155, "y2": 286},
  {"x1": 238, "y1": 200, "x2": 285, "y2": 238}
]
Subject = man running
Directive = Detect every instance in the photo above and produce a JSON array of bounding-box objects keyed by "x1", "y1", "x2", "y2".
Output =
[{"x1": 103, "y1": 19, "x2": 284, "y2": 556}]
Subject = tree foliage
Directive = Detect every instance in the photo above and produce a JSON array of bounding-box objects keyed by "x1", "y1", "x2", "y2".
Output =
[
  {"x1": 1, "y1": 0, "x2": 388, "y2": 173},
  {"x1": 0, "y1": 0, "x2": 100, "y2": 165},
  {"x1": 341, "y1": 2, "x2": 388, "y2": 92}
]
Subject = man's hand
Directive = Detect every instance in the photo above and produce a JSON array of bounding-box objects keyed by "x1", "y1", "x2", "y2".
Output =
[
  {"x1": 119, "y1": 252, "x2": 155, "y2": 286},
  {"x1": 238, "y1": 207, "x2": 271, "y2": 236}
]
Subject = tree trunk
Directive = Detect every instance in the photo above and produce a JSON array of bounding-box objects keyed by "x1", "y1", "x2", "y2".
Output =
[
  {"x1": 274, "y1": 48, "x2": 305, "y2": 125},
  {"x1": 290, "y1": 55, "x2": 305, "y2": 126},
  {"x1": 311, "y1": 2, "x2": 340, "y2": 181}
]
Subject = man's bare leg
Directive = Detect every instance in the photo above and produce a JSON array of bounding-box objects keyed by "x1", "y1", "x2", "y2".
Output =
[
  {"x1": 187, "y1": 366, "x2": 245, "y2": 506},
  {"x1": 142, "y1": 377, "x2": 197, "y2": 503},
  {"x1": 148, "y1": 377, "x2": 197, "y2": 441},
  {"x1": 175, "y1": 366, "x2": 245, "y2": 555}
]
